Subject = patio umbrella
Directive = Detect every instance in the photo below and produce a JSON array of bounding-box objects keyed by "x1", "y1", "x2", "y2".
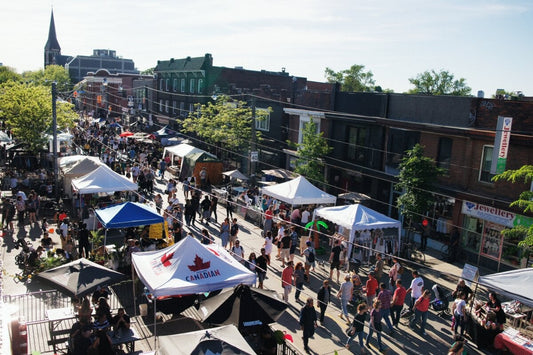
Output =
[
  {"x1": 222, "y1": 169, "x2": 249, "y2": 181},
  {"x1": 34, "y1": 258, "x2": 126, "y2": 297},
  {"x1": 120, "y1": 131, "x2": 134, "y2": 137},
  {"x1": 182, "y1": 284, "x2": 287, "y2": 328}
]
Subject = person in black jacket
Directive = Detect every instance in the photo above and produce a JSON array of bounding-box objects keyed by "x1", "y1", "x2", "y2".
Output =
[
  {"x1": 317, "y1": 279, "x2": 331, "y2": 325},
  {"x1": 299, "y1": 297, "x2": 317, "y2": 353}
]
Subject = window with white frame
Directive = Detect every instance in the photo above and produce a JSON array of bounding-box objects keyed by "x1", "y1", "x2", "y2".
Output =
[
  {"x1": 172, "y1": 101, "x2": 177, "y2": 114},
  {"x1": 479, "y1": 145, "x2": 496, "y2": 183},
  {"x1": 159, "y1": 99, "x2": 163, "y2": 112},
  {"x1": 165, "y1": 100, "x2": 169, "y2": 113},
  {"x1": 255, "y1": 108, "x2": 270, "y2": 131},
  {"x1": 173, "y1": 79, "x2": 178, "y2": 92},
  {"x1": 165, "y1": 79, "x2": 169, "y2": 92},
  {"x1": 160, "y1": 79, "x2": 164, "y2": 90},
  {"x1": 197, "y1": 79, "x2": 204, "y2": 94},
  {"x1": 298, "y1": 115, "x2": 321, "y2": 144},
  {"x1": 189, "y1": 79, "x2": 195, "y2": 93},
  {"x1": 181, "y1": 79, "x2": 186, "y2": 92},
  {"x1": 189, "y1": 103, "x2": 194, "y2": 114},
  {"x1": 180, "y1": 102, "x2": 185, "y2": 116}
]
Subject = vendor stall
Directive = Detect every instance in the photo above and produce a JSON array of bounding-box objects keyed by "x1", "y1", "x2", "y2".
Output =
[
  {"x1": 313, "y1": 204, "x2": 402, "y2": 264},
  {"x1": 467, "y1": 268, "x2": 533, "y2": 352},
  {"x1": 261, "y1": 176, "x2": 336, "y2": 206}
]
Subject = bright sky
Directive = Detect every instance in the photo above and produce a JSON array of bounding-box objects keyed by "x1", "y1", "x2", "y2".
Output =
[{"x1": 1, "y1": 0, "x2": 532, "y2": 96}]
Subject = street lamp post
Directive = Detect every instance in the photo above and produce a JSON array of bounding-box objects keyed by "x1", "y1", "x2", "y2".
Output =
[{"x1": 52, "y1": 82, "x2": 59, "y2": 201}]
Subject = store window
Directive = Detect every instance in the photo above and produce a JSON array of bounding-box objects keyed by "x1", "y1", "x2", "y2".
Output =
[
  {"x1": 480, "y1": 222, "x2": 504, "y2": 260},
  {"x1": 479, "y1": 145, "x2": 496, "y2": 183},
  {"x1": 463, "y1": 216, "x2": 482, "y2": 253}
]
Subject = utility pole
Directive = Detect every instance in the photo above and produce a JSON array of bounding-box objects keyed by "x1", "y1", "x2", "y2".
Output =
[
  {"x1": 250, "y1": 96, "x2": 257, "y2": 181},
  {"x1": 52, "y1": 82, "x2": 59, "y2": 201}
]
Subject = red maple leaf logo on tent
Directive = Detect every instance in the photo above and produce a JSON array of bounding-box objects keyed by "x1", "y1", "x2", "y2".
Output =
[
  {"x1": 160, "y1": 252, "x2": 174, "y2": 267},
  {"x1": 188, "y1": 255, "x2": 211, "y2": 272}
]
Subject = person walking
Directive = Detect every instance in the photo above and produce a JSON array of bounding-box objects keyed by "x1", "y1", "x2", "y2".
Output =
[
  {"x1": 229, "y1": 218, "x2": 239, "y2": 249},
  {"x1": 263, "y1": 231, "x2": 273, "y2": 266},
  {"x1": 346, "y1": 303, "x2": 368, "y2": 353},
  {"x1": 219, "y1": 218, "x2": 230, "y2": 249},
  {"x1": 388, "y1": 256, "x2": 402, "y2": 289},
  {"x1": 226, "y1": 194, "x2": 234, "y2": 219},
  {"x1": 280, "y1": 229, "x2": 291, "y2": 267},
  {"x1": 77, "y1": 222, "x2": 91, "y2": 259},
  {"x1": 329, "y1": 239, "x2": 343, "y2": 283},
  {"x1": 366, "y1": 299, "x2": 384, "y2": 351},
  {"x1": 281, "y1": 261, "x2": 294, "y2": 302},
  {"x1": 377, "y1": 283, "x2": 395, "y2": 335},
  {"x1": 302, "y1": 241, "x2": 315, "y2": 282},
  {"x1": 299, "y1": 297, "x2": 318, "y2": 353},
  {"x1": 317, "y1": 279, "x2": 331, "y2": 325},
  {"x1": 373, "y1": 253, "x2": 384, "y2": 282},
  {"x1": 338, "y1": 274, "x2": 353, "y2": 324},
  {"x1": 363, "y1": 272, "x2": 379, "y2": 307},
  {"x1": 256, "y1": 248, "x2": 268, "y2": 289},
  {"x1": 451, "y1": 291, "x2": 466, "y2": 336},
  {"x1": 210, "y1": 195, "x2": 218, "y2": 223},
  {"x1": 406, "y1": 270, "x2": 424, "y2": 308},
  {"x1": 410, "y1": 289, "x2": 431, "y2": 335},
  {"x1": 391, "y1": 280, "x2": 407, "y2": 327},
  {"x1": 293, "y1": 262, "x2": 305, "y2": 301}
]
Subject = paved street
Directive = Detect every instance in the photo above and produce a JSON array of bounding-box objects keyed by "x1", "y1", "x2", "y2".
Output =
[{"x1": 0, "y1": 174, "x2": 490, "y2": 354}]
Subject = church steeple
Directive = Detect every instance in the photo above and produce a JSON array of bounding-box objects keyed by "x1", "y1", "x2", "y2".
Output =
[{"x1": 44, "y1": 9, "x2": 61, "y2": 67}]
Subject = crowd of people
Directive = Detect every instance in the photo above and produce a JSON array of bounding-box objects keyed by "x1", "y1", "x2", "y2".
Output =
[{"x1": 1, "y1": 117, "x2": 504, "y2": 355}]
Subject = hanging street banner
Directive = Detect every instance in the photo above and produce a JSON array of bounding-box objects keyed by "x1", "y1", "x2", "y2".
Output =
[{"x1": 490, "y1": 116, "x2": 513, "y2": 174}]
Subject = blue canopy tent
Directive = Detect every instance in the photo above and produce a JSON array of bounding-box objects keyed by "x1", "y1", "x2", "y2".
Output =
[
  {"x1": 95, "y1": 201, "x2": 165, "y2": 318},
  {"x1": 95, "y1": 201, "x2": 164, "y2": 229}
]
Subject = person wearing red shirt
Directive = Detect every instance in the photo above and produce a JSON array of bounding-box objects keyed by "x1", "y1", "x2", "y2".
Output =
[
  {"x1": 391, "y1": 280, "x2": 407, "y2": 327},
  {"x1": 281, "y1": 261, "x2": 294, "y2": 302},
  {"x1": 410, "y1": 289, "x2": 431, "y2": 335},
  {"x1": 263, "y1": 206, "x2": 274, "y2": 236},
  {"x1": 363, "y1": 272, "x2": 379, "y2": 307}
]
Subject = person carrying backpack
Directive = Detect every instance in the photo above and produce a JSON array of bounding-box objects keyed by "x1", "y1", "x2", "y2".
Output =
[{"x1": 302, "y1": 241, "x2": 315, "y2": 282}]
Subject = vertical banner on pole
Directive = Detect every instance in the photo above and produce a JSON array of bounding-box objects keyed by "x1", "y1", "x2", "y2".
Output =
[{"x1": 490, "y1": 116, "x2": 513, "y2": 174}]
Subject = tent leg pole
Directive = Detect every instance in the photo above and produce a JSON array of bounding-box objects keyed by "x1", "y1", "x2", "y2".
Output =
[
  {"x1": 153, "y1": 298, "x2": 157, "y2": 350},
  {"x1": 132, "y1": 263, "x2": 137, "y2": 317}
]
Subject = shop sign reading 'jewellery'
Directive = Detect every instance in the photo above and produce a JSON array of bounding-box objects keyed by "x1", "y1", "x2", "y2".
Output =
[{"x1": 462, "y1": 201, "x2": 533, "y2": 228}]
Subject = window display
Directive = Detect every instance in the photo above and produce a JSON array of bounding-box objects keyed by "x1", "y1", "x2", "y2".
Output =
[{"x1": 481, "y1": 222, "x2": 504, "y2": 260}]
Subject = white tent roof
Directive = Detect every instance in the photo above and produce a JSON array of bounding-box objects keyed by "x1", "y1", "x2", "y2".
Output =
[
  {"x1": 71, "y1": 165, "x2": 138, "y2": 194},
  {"x1": 131, "y1": 236, "x2": 256, "y2": 297},
  {"x1": 59, "y1": 155, "x2": 101, "y2": 169},
  {"x1": 478, "y1": 268, "x2": 533, "y2": 307},
  {"x1": 158, "y1": 325, "x2": 256, "y2": 355},
  {"x1": 62, "y1": 157, "x2": 104, "y2": 176},
  {"x1": 163, "y1": 143, "x2": 204, "y2": 159},
  {"x1": 261, "y1": 176, "x2": 336, "y2": 205},
  {"x1": 314, "y1": 204, "x2": 401, "y2": 232}
]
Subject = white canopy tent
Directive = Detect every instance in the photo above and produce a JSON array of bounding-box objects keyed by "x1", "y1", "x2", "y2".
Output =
[
  {"x1": 163, "y1": 143, "x2": 204, "y2": 170},
  {"x1": 478, "y1": 268, "x2": 533, "y2": 307},
  {"x1": 261, "y1": 176, "x2": 337, "y2": 206},
  {"x1": 313, "y1": 204, "x2": 402, "y2": 259},
  {"x1": 58, "y1": 155, "x2": 101, "y2": 169},
  {"x1": 62, "y1": 158, "x2": 104, "y2": 197},
  {"x1": 71, "y1": 164, "x2": 138, "y2": 194},
  {"x1": 132, "y1": 236, "x2": 256, "y2": 347}
]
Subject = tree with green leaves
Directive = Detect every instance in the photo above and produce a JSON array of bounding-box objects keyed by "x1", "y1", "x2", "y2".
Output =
[
  {"x1": 0, "y1": 81, "x2": 77, "y2": 153},
  {"x1": 141, "y1": 67, "x2": 155, "y2": 75},
  {"x1": 493, "y1": 165, "x2": 533, "y2": 248},
  {"x1": 22, "y1": 65, "x2": 71, "y2": 92},
  {"x1": 408, "y1": 69, "x2": 471, "y2": 96},
  {"x1": 292, "y1": 119, "x2": 332, "y2": 184},
  {"x1": 324, "y1": 64, "x2": 376, "y2": 92},
  {"x1": 0, "y1": 66, "x2": 22, "y2": 84},
  {"x1": 181, "y1": 95, "x2": 267, "y2": 154},
  {"x1": 396, "y1": 144, "x2": 445, "y2": 230}
]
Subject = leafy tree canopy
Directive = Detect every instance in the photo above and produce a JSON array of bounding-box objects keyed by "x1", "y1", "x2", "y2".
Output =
[
  {"x1": 408, "y1": 69, "x2": 471, "y2": 96},
  {"x1": 325, "y1": 64, "x2": 377, "y2": 92},
  {"x1": 292, "y1": 119, "x2": 332, "y2": 184},
  {"x1": 141, "y1": 67, "x2": 155, "y2": 75},
  {"x1": 0, "y1": 81, "x2": 77, "y2": 153},
  {"x1": 0, "y1": 66, "x2": 22, "y2": 84},
  {"x1": 396, "y1": 144, "x2": 445, "y2": 226},
  {"x1": 22, "y1": 65, "x2": 71, "y2": 92},
  {"x1": 181, "y1": 95, "x2": 268, "y2": 152},
  {"x1": 493, "y1": 165, "x2": 533, "y2": 248}
]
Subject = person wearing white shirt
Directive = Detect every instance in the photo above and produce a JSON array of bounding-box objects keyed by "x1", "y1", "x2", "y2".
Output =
[
  {"x1": 406, "y1": 270, "x2": 424, "y2": 308},
  {"x1": 300, "y1": 208, "x2": 310, "y2": 226}
]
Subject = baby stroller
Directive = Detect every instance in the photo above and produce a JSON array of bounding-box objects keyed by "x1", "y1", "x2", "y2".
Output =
[{"x1": 431, "y1": 284, "x2": 451, "y2": 317}]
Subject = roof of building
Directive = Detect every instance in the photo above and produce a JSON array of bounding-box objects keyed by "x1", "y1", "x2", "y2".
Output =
[{"x1": 44, "y1": 10, "x2": 61, "y2": 52}]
